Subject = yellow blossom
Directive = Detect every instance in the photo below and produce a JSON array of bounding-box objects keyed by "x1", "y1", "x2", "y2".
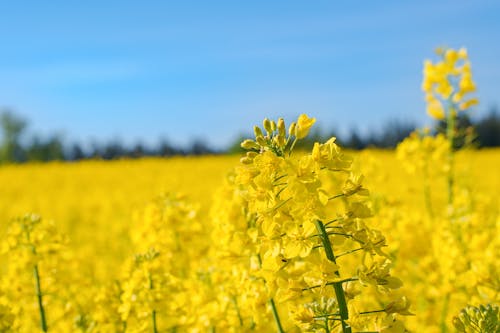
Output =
[{"x1": 295, "y1": 114, "x2": 316, "y2": 139}]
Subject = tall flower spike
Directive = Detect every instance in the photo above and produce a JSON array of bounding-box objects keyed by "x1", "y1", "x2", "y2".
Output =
[
  {"x1": 422, "y1": 46, "x2": 478, "y2": 120},
  {"x1": 231, "y1": 114, "x2": 410, "y2": 332}
]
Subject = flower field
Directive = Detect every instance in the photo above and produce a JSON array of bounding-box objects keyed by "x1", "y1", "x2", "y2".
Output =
[
  {"x1": 0, "y1": 48, "x2": 499, "y2": 332},
  {"x1": 1, "y1": 145, "x2": 498, "y2": 332}
]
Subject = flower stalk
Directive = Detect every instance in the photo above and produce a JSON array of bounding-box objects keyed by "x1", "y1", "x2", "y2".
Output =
[
  {"x1": 33, "y1": 264, "x2": 48, "y2": 332},
  {"x1": 446, "y1": 103, "x2": 456, "y2": 206},
  {"x1": 314, "y1": 220, "x2": 351, "y2": 333},
  {"x1": 270, "y1": 298, "x2": 285, "y2": 333},
  {"x1": 148, "y1": 273, "x2": 158, "y2": 333}
]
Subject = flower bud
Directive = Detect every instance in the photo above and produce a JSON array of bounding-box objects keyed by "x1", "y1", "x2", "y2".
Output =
[
  {"x1": 273, "y1": 135, "x2": 286, "y2": 148},
  {"x1": 240, "y1": 139, "x2": 260, "y2": 150},
  {"x1": 246, "y1": 151, "x2": 258, "y2": 159},
  {"x1": 254, "y1": 126, "x2": 263, "y2": 138},
  {"x1": 270, "y1": 120, "x2": 277, "y2": 132},
  {"x1": 384, "y1": 296, "x2": 414, "y2": 316},
  {"x1": 312, "y1": 142, "x2": 321, "y2": 161},
  {"x1": 288, "y1": 122, "x2": 296, "y2": 137},
  {"x1": 445, "y1": 48, "x2": 458, "y2": 65},
  {"x1": 458, "y1": 47, "x2": 467, "y2": 60},
  {"x1": 263, "y1": 118, "x2": 273, "y2": 133},
  {"x1": 240, "y1": 156, "x2": 253, "y2": 164},
  {"x1": 452, "y1": 317, "x2": 466, "y2": 332},
  {"x1": 435, "y1": 46, "x2": 445, "y2": 56},
  {"x1": 277, "y1": 118, "x2": 286, "y2": 137},
  {"x1": 240, "y1": 151, "x2": 258, "y2": 164},
  {"x1": 256, "y1": 136, "x2": 267, "y2": 146}
]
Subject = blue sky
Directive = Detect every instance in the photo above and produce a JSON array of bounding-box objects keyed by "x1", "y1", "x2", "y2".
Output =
[{"x1": 1, "y1": 1, "x2": 499, "y2": 148}]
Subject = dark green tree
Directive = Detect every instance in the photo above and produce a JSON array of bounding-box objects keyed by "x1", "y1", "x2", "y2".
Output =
[
  {"x1": 0, "y1": 110, "x2": 28, "y2": 163},
  {"x1": 475, "y1": 108, "x2": 500, "y2": 147}
]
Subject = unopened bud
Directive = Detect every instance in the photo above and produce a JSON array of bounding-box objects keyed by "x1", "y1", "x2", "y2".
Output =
[
  {"x1": 435, "y1": 46, "x2": 445, "y2": 56},
  {"x1": 459, "y1": 311, "x2": 471, "y2": 326},
  {"x1": 288, "y1": 122, "x2": 296, "y2": 137},
  {"x1": 273, "y1": 135, "x2": 286, "y2": 148},
  {"x1": 270, "y1": 120, "x2": 277, "y2": 132},
  {"x1": 254, "y1": 126, "x2": 263, "y2": 138},
  {"x1": 256, "y1": 136, "x2": 267, "y2": 146},
  {"x1": 263, "y1": 118, "x2": 273, "y2": 133},
  {"x1": 240, "y1": 156, "x2": 252, "y2": 164},
  {"x1": 240, "y1": 152, "x2": 257, "y2": 164},
  {"x1": 277, "y1": 118, "x2": 286, "y2": 136},
  {"x1": 241, "y1": 139, "x2": 259, "y2": 150},
  {"x1": 457, "y1": 47, "x2": 467, "y2": 59},
  {"x1": 452, "y1": 317, "x2": 466, "y2": 332},
  {"x1": 246, "y1": 151, "x2": 258, "y2": 159}
]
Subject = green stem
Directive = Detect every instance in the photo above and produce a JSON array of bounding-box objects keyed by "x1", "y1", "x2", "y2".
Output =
[
  {"x1": 314, "y1": 220, "x2": 352, "y2": 333},
  {"x1": 336, "y1": 247, "x2": 365, "y2": 258},
  {"x1": 270, "y1": 298, "x2": 285, "y2": 333},
  {"x1": 328, "y1": 193, "x2": 345, "y2": 201},
  {"x1": 267, "y1": 197, "x2": 292, "y2": 213},
  {"x1": 152, "y1": 310, "x2": 158, "y2": 333},
  {"x1": 324, "y1": 218, "x2": 343, "y2": 226},
  {"x1": 302, "y1": 278, "x2": 358, "y2": 291},
  {"x1": 359, "y1": 309, "x2": 385, "y2": 315},
  {"x1": 255, "y1": 253, "x2": 284, "y2": 333},
  {"x1": 441, "y1": 102, "x2": 455, "y2": 333},
  {"x1": 314, "y1": 313, "x2": 340, "y2": 319},
  {"x1": 446, "y1": 105, "x2": 455, "y2": 206},
  {"x1": 231, "y1": 296, "x2": 244, "y2": 327},
  {"x1": 440, "y1": 293, "x2": 450, "y2": 333},
  {"x1": 148, "y1": 273, "x2": 158, "y2": 333},
  {"x1": 33, "y1": 264, "x2": 48, "y2": 332},
  {"x1": 288, "y1": 137, "x2": 298, "y2": 156}
]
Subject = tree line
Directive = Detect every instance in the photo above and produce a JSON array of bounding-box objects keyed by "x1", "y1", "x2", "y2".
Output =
[
  {"x1": 0, "y1": 110, "x2": 217, "y2": 164},
  {"x1": 1, "y1": 108, "x2": 499, "y2": 164}
]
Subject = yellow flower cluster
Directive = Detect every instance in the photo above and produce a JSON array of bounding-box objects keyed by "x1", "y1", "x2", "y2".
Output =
[
  {"x1": 453, "y1": 304, "x2": 499, "y2": 332},
  {"x1": 0, "y1": 214, "x2": 74, "y2": 332},
  {"x1": 422, "y1": 47, "x2": 478, "y2": 119},
  {"x1": 384, "y1": 48, "x2": 499, "y2": 331},
  {"x1": 106, "y1": 193, "x2": 208, "y2": 332},
  {"x1": 213, "y1": 115, "x2": 411, "y2": 332},
  {"x1": 396, "y1": 129, "x2": 449, "y2": 176}
]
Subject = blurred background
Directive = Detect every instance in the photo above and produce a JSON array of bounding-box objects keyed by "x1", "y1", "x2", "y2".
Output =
[{"x1": 1, "y1": 0, "x2": 499, "y2": 162}]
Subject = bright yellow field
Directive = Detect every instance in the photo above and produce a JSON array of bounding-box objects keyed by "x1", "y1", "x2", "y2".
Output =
[
  {"x1": 0, "y1": 156, "x2": 239, "y2": 280},
  {"x1": 0, "y1": 145, "x2": 498, "y2": 332}
]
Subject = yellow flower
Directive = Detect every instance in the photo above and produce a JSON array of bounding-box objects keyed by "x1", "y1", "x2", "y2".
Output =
[
  {"x1": 423, "y1": 47, "x2": 478, "y2": 122},
  {"x1": 282, "y1": 220, "x2": 316, "y2": 258},
  {"x1": 384, "y1": 296, "x2": 414, "y2": 316},
  {"x1": 426, "y1": 99, "x2": 445, "y2": 120},
  {"x1": 459, "y1": 98, "x2": 479, "y2": 110},
  {"x1": 294, "y1": 114, "x2": 316, "y2": 139},
  {"x1": 378, "y1": 315, "x2": 406, "y2": 333},
  {"x1": 444, "y1": 48, "x2": 459, "y2": 65},
  {"x1": 291, "y1": 305, "x2": 315, "y2": 328},
  {"x1": 459, "y1": 71, "x2": 476, "y2": 94},
  {"x1": 457, "y1": 47, "x2": 468, "y2": 59}
]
